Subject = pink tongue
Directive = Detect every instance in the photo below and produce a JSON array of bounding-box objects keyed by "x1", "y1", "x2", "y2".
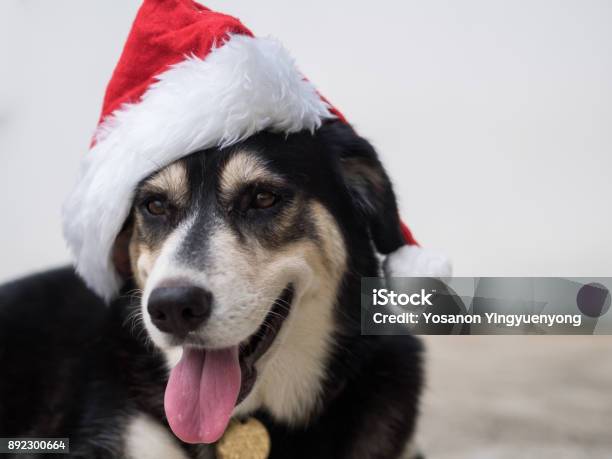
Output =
[{"x1": 164, "y1": 346, "x2": 241, "y2": 444}]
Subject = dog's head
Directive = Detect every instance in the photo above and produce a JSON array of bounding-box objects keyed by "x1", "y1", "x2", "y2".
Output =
[{"x1": 113, "y1": 122, "x2": 405, "y2": 443}]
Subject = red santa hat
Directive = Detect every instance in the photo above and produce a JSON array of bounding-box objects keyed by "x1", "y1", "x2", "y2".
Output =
[{"x1": 62, "y1": 0, "x2": 450, "y2": 300}]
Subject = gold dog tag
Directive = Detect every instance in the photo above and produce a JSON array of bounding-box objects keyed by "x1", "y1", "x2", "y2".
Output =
[{"x1": 216, "y1": 418, "x2": 270, "y2": 459}]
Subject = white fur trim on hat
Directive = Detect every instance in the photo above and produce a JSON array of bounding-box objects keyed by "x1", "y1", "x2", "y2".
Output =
[
  {"x1": 383, "y1": 245, "x2": 452, "y2": 278},
  {"x1": 62, "y1": 34, "x2": 334, "y2": 301}
]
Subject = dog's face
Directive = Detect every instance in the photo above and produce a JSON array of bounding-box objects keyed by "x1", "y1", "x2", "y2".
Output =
[{"x1": 115, "y1": 124, "x2": 404, "y2": 441}]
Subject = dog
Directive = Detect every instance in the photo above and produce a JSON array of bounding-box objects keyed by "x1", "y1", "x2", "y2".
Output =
[{"x1": 0, "y1": 120, "x2": 423, "y2": 458}]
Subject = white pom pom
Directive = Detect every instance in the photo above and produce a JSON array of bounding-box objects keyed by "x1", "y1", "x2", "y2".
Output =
[{"x1": 383, "y1": 245, "x2": 452, "y2": 278}]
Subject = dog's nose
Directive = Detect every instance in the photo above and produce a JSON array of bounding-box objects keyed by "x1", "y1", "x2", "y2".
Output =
[{"x1": 147, "y1": 286, "x2": 212, "y2": 338}]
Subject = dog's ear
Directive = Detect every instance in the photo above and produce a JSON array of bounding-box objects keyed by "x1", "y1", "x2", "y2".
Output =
[
  {"x1": 111, "y1": 216, "x2": 134, "y2": 280},
  {"x1": 327, "y1": 122, "x2": 406, "y2": 255}
]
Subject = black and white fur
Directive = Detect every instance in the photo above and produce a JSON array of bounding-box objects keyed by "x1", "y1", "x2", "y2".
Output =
[{"x1": 0, "y1": 121, "x2": 423, "y2": 458}]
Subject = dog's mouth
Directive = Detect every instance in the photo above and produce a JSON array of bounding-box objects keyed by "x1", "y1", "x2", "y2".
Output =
[
  {"x1": 238, "y1": 285, "x2": 294, "y2": 402},
  {"x1": 163, "y1": 285, "x2": 294, "y2": 444}
]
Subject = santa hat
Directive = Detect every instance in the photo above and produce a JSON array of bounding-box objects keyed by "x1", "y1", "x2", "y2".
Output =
[{"x1": 62, "y1": 0, "x2": 451, "y2": 301}]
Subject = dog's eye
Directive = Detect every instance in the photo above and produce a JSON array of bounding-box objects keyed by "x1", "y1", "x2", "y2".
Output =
[
  {"x1": 252, "y1": 191, "x2": 277, "y2": 209},
  {"x1": 145, "y1": 199, "x2": 168, "y2": 216},
  {"x1": 234, "y1": 189, "x2": 281, "y2": 214}
]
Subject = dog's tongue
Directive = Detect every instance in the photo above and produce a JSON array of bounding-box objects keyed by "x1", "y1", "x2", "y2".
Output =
[{"x1": 164, "y1": 346, "x2": 241, "y2": 444}]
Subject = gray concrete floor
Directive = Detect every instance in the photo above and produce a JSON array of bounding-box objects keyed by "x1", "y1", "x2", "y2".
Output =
[{"x1": 418, "y1": 336, "x2": 612, "y2": 458}]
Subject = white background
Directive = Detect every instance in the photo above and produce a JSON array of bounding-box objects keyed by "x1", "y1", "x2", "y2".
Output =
[{"x1": 0, "y1": 0, "x2": 611, "y2": 282}]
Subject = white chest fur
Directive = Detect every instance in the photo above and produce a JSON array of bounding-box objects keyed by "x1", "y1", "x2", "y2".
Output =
[{"x1": 125, "y1": 413, "x2": 192, "y2": 459}]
